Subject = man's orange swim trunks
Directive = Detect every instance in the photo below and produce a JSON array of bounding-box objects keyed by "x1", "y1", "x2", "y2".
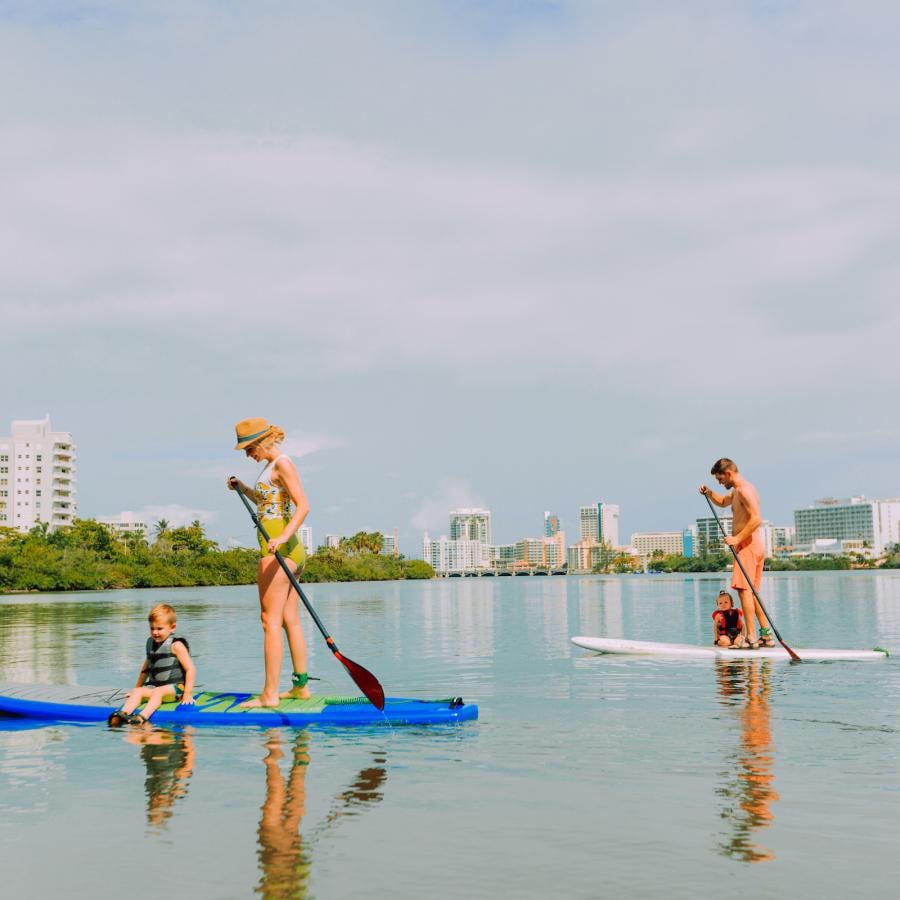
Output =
[{"x1": 731, "y1": 534, "x2": 765, "y2": 592}]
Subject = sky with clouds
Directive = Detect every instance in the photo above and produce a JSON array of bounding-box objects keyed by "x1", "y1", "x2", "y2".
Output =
[{"x1": 3, "y1": 1, "x2": 899, "y2": 552}]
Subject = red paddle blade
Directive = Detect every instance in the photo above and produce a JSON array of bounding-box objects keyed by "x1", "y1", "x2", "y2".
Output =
[{"x1": 335, "y1": 651, "x2": 385, "y2": 710}]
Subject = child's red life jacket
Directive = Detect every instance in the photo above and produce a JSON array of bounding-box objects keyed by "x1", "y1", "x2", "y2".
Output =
[{"x1": 712, "y1": 608, "x2": 743, "y2": 631}]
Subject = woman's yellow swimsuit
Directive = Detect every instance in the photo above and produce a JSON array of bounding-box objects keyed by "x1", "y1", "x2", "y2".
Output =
[{"x1": 255, "y1": 455, "x2": 306, "y2": 567}]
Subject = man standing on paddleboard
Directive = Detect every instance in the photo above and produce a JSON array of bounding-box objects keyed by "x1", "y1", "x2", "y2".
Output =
[{"x1": 699, "y1": 459, "x2": 775, "y2": 649}]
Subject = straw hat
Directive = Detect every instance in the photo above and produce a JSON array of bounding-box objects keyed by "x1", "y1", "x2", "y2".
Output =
[{"x1": 234, "y1": 417, "x2": 280, "y2": 450}]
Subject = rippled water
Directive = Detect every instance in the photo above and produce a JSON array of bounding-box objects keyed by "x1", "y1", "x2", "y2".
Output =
[{"x1": 2, "y1": 572, "x2": 900, "y2": 898}]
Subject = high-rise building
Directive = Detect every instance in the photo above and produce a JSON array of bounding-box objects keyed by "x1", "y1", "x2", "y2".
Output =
[
  {"x1": 695, "y1": 515, "x2": 732, "y2": 554},
  {"x1": 450, "y1": 508, "x2": 491, "y2": 544},
  {"x1": 794, "y1": 497, "x2": 900, "y2": 556},
  {"x1": 0, "y1": 416, "x2": 76, "y2": 532},
  {"x1": 298, "y1": 526, "x2": 313, "y2": 556},
  {"x1": 682, "y1": 527, "x2": 695, "y2": 558},
  {"x1": 323, "y1": 534, "x2": 341, "y2": 549},
  {"x1": 579, "y1": 502, "x2": 620, "y2": 547},
  {"x1": 544, "y1": 511, "x2": 561, "y2": 537},
  {"x1": 381, "y1": 531, "x2": 399, "y2": 557}
]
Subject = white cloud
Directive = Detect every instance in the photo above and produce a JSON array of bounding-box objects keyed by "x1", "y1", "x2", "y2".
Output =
[
  {"x1": 410, "y1": 477, "x2": 486, "y2": 534},
  {"x1": 280, "y1": 433, "x2": 345, "y2": 459}
]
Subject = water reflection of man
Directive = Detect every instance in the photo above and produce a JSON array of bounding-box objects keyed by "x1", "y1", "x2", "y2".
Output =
[
  {"x1": 125, "y1": 727, "x2": 196, "y2": 833},
  {"x1": 714, "y1": 658, "x2": 779, "y2": 863}
]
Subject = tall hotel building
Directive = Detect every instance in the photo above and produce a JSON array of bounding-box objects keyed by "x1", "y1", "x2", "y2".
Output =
[
  {"x1": 794, "y1": 497, "x2": 900, "y2": 556},
  {"x1": 0, "y1": 416, "x2": 77, "y2": 532},
  {"x1": 450, "y1": 508, "x2": 492, "y2": 544},
  {"x1": 579, "y1": 502, "x2": 620, "y2": 548}
]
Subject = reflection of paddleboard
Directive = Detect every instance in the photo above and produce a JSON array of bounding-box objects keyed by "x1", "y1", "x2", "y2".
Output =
[
  {"x1": 0, "y1": 683, "x2": 477, "y2": 727},
  {"x1": 571, "y1": 636, "x2": 889, "y2": 661}
]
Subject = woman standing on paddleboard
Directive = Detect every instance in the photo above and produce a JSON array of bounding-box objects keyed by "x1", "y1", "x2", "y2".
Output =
[{"x1": 228, "y1": 418, "x2": 311, "y2": 708}]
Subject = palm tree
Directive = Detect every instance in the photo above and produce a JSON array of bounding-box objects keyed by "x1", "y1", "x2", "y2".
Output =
[{"x1": 154, "y1": 519, "x2": 170, "y2": 539}]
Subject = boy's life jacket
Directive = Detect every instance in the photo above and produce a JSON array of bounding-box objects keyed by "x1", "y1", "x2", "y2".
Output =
[
  {"x1": 712, "y1": 608, "x2": 743, "y2": 632},
  {"x1": 145, "y1": 635, "x2": 189, "y2": 686}
]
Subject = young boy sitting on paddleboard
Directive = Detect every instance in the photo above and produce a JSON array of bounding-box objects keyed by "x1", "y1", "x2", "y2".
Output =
[
  {"x1": 712, "y1": 590, "x2": 744, "y2": 648},
  {"x1": 108, "y1": 603, "x2": 196, "y2": 726}
]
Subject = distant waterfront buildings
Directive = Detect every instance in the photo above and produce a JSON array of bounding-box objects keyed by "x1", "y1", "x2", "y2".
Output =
[
  {"x1": 381, "y1": 531, "x2": 399, "y2": 557},
  {"x1": 450, "y1": 508, "x2": 492, "y2": 544},
  {"x1": 298, "y1": 525, "x2": 313, "y2": 556},
  {"x1": 695, "y1": 515, "x2": 732, "y2": 554},
  {"x1": 323, "y1": 533, "x2": 341, "y2": 549},
  {"x1": 0, "y1": 416, "x2": 76, "y2": 533},
  {"x1": 423, "y1": 533, "x2": 489, "y2": 572},
  {"x1": 630, "y1": 531, "x2": 686, "y2": 565},
  {"x1": 97, "y1": 511, "x2": 149, "y2": 539},
  {"x1": 544, "y1": 511, "x2": 561, "y2": 537},
  {"x1": 579, "y1": 502, "x2": 620, "y2": 548},
  {"x1": 567, "y1": 539, "x2": 607, "y2": 573},
  {"x1": 794, "y1": 497, "x2": 900, "y2": 556}
]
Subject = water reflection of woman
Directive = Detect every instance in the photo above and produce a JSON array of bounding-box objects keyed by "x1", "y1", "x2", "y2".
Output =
[
  {"x1": 714, "y1": 658, "x2": 779, "y2": 863},
  {"x1": 257, "y1": 730, "x2": 312, "y2": 900},
  {"x1": 125, "y1": 727, "x2": 196, "y2": 833},
  {"x1": 255, "y1": 732, "x2": 388, "y2": 899}
]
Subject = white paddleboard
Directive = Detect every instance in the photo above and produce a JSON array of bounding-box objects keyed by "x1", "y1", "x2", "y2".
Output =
[{"x1": 571, "y1": 636, "x2": 889, "y2": 661}]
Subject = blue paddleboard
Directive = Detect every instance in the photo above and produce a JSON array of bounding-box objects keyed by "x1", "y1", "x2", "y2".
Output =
[{"x1": 0, "y1": 682, "x2": 478, "y2": 727}]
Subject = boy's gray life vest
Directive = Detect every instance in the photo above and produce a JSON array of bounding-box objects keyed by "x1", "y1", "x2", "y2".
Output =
[{"x1": 145, "y1": 635, "x2": 189, "y2": 686}]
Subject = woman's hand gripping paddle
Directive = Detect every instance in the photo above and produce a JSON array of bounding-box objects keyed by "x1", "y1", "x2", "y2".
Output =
[
  {"x1": 232, "y1": 483, "x2": 386, "y2": 708},
  {"x1": 704, "y1": 493, "x2": 801, "y2": 662}
]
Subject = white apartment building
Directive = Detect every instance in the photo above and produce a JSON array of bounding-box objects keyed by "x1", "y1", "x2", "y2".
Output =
[
  {"x1": 97, "y1": 511, "x2": 149, "y2": 539},
  {"x1": 579, "y1": 502, "x2": 620, "y2": 548},
  {"x1": 298, "y1": 526, "x2": 313, "y2": 556},
  {"x1": 423, "y1": 533, "x2": 490, "y2": 573},
  {"x1": 630, "y1": 531, "x2": 684, "y2": 563},
  {"x1": 323, "y1": 534, "x2": 341, "y2": 549},
  {"x1": 794, "y1": 497, "x2": 900, "y2": 556},
  {"x1": 381, "y1": 532, "x2": 399, "y2": 557},
  {"x1": 0, "y1": 416, "x2": 76, "y2": 532},
  {"x1": 449, "y1": 508, "x2": 492, "y2": 544}
]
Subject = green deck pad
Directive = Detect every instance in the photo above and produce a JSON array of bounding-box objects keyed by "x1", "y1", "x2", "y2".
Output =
[{"x1": 152, "y1": 692, "x2": 378, "y2": 715}]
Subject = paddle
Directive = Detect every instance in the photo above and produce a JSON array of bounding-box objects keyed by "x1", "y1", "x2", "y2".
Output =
[
  {"x1": 703, "y1": 493, "x2": 801, "y2": 662},
  {"x1": 232, "y1": 484, "x2": 386, "y2": 709}
]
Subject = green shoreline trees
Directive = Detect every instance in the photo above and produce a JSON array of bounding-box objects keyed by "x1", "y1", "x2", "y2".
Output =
[{"x1": 0, "y1": 521, "x2": 434, "y2": 592}]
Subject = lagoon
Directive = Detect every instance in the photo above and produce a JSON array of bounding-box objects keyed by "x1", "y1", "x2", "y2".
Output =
[{"x1": 2, "y1": 572, "x2": 900, "y2": 898}]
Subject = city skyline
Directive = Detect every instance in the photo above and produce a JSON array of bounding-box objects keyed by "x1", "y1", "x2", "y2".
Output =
[{"x1": 5, "y1": 412, "x2": 897, "y2": 563}]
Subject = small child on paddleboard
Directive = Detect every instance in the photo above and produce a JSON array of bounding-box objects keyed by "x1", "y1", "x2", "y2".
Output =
[
  {"x1": 108, "y1": 603, "x2": 196, "y2": 726},
  {"x1": 712, "y1": 590, "x2": 744, "y2": 648}
]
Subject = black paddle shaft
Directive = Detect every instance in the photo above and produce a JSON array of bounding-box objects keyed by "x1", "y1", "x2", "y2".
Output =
[
  {"x1": 231, "y1": 481, "x2": 386, "y2": 707},
  {"x1": 704, "y1": 493, "x2": 801, "y2": 662}
]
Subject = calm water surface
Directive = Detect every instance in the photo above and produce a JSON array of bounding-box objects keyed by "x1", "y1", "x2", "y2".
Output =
[{"x1": 2, "y1": 572, "x2": 900, "y2": 899}]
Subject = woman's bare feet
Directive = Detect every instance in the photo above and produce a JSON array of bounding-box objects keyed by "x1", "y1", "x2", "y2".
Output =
[
  {"x1": 238, "y1": 694, "x2": 281, "y2": 710},
  {"x1": 279, "y1": 686, "x2": 311, "y2": 700}
]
